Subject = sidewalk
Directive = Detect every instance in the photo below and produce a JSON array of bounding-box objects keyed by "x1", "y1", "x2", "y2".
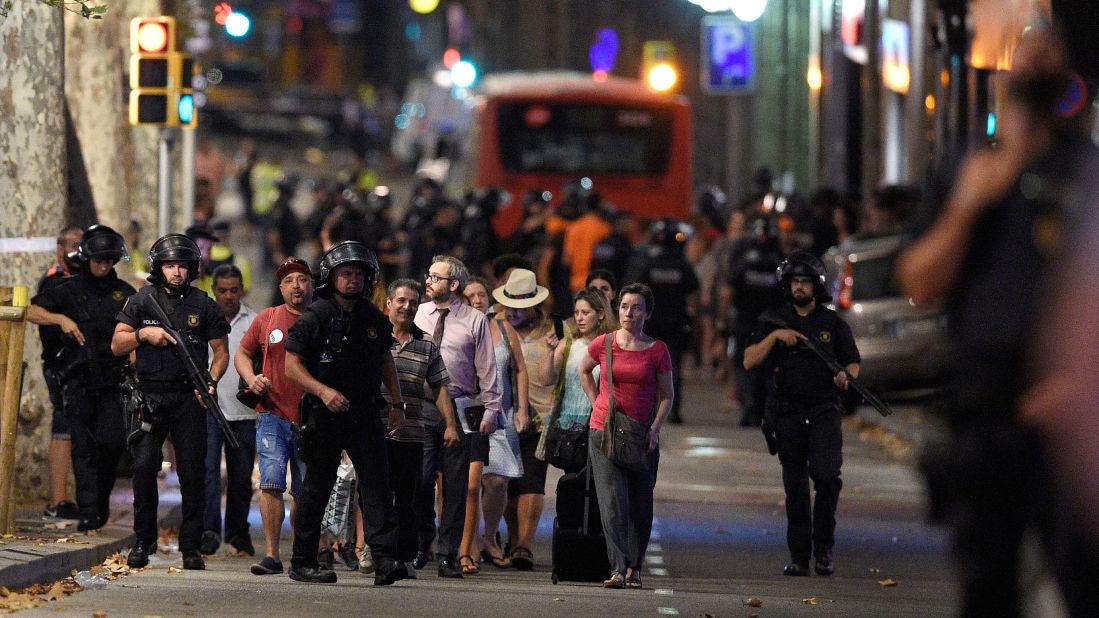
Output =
[{"x1": 0, "y1": 478, "x2": 181, "y2": 590}]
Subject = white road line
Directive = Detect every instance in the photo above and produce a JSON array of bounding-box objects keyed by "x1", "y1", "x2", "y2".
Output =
[
  {"x1": 654, "y1": 589, "x2": 674, "y2": 596},
  {"x1": 657, "y1": 608, "x2": 680, "y2": 615},
  {"x1": 648, "y1": 543, "x2": 663, "y2": 552},
  {"x1": 648, "y1": 567, "x2": 668, "y2": 576},
  {"x1": 645, "y1": 555, "x2": 665, "y2": 565}
]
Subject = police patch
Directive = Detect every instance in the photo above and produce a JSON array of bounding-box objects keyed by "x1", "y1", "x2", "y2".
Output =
[
  {"x1": 187, "y1": 314, "x2": 200, "y2": 327},
  {"x1": 819, "y1": 331, "x2": 832, "y2": 343},
  {"x1": 366, "y1": 328, "x2": 377, "y2": 340},
  {"x1": 112, "y1": 290, "x2": 124, "y2": 301}
]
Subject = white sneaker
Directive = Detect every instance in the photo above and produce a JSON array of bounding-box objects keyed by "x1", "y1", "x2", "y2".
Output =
[{"x1": 357, "y1": 546, "x2": 374, "y2": 574}]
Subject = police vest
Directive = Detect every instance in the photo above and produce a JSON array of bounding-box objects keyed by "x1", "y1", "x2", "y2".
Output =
[{"x1": 763, "y1": 305, "x2": 842, "y2": 404}]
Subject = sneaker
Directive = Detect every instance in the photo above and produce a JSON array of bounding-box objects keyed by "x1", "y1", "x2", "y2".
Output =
[
  {"x1": 199, "y1": 530, "x2": 221, "y2": 556},
  {"x1": 43, "y1": 500, "x2": 80, "y2": 520},
  {"x1": 357, "y1": 546, "x2": 375, "y2": 574},
  {"x1": 228, "y1": 535, "x2": 255, "y2": 557},
  {"x1": 250, "y1": 556, "x2": 284, "y2": 575}
]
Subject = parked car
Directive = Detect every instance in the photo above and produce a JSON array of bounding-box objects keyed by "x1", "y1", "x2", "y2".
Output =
[{"x1": 822, "y1": 234, "x2": 949, "y2": 394}]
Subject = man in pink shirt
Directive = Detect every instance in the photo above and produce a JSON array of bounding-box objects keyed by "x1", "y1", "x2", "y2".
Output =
[
  {"x1": 236, "y1": 257, "x2": 314, "y2": 576},
  {"x1": 413, "y1": 255, "x2": 500, "y2": 578}
]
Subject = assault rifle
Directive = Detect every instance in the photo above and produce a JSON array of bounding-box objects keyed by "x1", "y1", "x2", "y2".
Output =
[
  {"x1": 760, "y1": 314, "x2": 894, "y2": 417},
  {"x1": 145, "y1": 294, "x2": 239, "y2": 448}
]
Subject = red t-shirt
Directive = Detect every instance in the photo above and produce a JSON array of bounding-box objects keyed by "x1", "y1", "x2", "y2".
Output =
[
  {"x1": 587, "y1": 332, "x2": 672, "y2": 431},
  {"x1": 239, "y1": 305, "x2": 305, "y2": 424}
]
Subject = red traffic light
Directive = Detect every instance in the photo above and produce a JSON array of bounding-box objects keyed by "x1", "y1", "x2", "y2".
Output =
[
  {"x1": 214, "y1": 2, "x2": 233, "y2": 26},
  {"x1": 131, "y1": 16, "x2": 175, "y2": 54}
]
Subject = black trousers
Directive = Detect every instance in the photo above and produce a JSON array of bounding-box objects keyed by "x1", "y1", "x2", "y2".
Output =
[
  {"x1": 63, "y1": 383, "x2": 125, "y2": 522},
  {"x1": 774, "y1": 402, "x2": 843, "y2": 564},
  {"x1": 292, "y1": 408, "x2": 399, "y2": 570},
  {"x1": 415, "y1": 412, "x2": 470, "y2": 558},
  {"x1": 129, "y1": 390, "x2": 207, "y2": 551},
  {"x1": 387, "y1": 440, "x2": 423, "y2": 561}
]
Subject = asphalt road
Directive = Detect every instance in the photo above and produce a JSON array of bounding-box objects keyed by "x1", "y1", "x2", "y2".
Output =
[{"x1": 20, "y1": 378, "x2": 956, "y2": 617}]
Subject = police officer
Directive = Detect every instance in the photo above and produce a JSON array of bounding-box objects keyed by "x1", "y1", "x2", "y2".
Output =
[
  {"x1": 625, "y1": 219, "x2": 700, "y2": 425},
  {"x1": 743, "y1": 251, "x2": 860, "y2": 577},
  {"x1": 111, "y1": 234, "x2": 230, "y2": 570},
  {"x1": 283, "y1": 241, "x2": 408, "y2": 585},
  {"x1": 27, "y1": 225, "x2": 136, "y2": 531}
]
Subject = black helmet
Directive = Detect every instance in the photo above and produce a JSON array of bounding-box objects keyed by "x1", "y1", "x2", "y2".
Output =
[
  {"x1": 147, "y1": 234, "x2": 201, "y2": 285},
  {"x1": 75, "y1": 224, "x2": 127, "y2": 263},
  {"x1": 316, "y1": 240, "x2": 379, "y2": 297},
  {"x1": 776, "y1": 251, "x2": 831, "y2": 303},
  {"x1": 650, "y1": 218, "x2": 691, "y2": 248}
]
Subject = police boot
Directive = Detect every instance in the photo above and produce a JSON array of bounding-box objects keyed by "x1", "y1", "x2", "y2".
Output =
[
  {"x1": 182, "y1": 551, "x2": 205, "y2": 570},
  {"x1": 127, "y1": 542, "x2": 156, "y2": 569},
  {"x1": 783, "y1": 562, "x2": 809, "y2": 576},
  {"x1": 814, "y1": 548, "x2": 834, "y2": 576}
]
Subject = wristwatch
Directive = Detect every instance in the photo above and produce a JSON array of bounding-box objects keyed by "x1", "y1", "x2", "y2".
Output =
[{"x1": 391, "y1": 401, "x2": 408, "y2": 412}]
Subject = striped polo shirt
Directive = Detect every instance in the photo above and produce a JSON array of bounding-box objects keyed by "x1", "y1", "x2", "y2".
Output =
[{"x1": 383, "y1": 324, "x2": 450, "y2": 443}]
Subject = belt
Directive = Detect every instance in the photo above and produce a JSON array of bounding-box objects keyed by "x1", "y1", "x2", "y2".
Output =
[{"x1": 136, "y1": 380, "x2": 192, "y2": 394}]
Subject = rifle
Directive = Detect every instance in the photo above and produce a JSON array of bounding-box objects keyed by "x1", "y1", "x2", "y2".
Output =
[
  {"x1": 145, "y1": 292, "x2": 239, "y2": 448},
  {"x1": 760, "y1": 314, "x2": 894, "y2": 417}
]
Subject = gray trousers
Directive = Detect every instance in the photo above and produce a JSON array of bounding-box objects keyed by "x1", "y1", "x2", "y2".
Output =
[{"x1": 588, "y1": 428, "x2": 659, "y2": 575}]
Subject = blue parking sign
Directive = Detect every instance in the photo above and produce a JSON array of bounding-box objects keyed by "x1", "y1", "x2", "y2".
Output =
[{"x1": 702, "y1": 17, "x2": 754, "y2": 94}]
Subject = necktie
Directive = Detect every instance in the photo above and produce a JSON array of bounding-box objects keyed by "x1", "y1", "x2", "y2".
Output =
[{"x1": 432, "y1": 307, "x2": 450, "y2": 345}]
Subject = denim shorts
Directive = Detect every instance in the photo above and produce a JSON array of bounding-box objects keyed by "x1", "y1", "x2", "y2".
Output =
[{"x1": 256, "y1": 412, "x2": 305, "y2": 498}]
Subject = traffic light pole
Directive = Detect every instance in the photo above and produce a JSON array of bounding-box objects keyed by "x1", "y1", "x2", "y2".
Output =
[{"x1": 157, "y1": 128, "x2": 175, "y2": 238}]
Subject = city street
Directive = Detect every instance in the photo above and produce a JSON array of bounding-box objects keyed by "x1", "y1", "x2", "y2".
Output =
[{"x1": 20, "y1": 378, "x2": 955, "y2": 617}]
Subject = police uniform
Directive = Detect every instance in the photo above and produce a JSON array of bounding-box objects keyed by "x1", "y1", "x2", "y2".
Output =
[
  {"x1": 749, "y1": 256, "x2": 859, "y2": 576},
  {"x1": 116, "y1": 283, "x2": 229, "y2": 555},
  {"x1": 32, "y1": 267, "x2": 135, "y2": 529},
  {"x1": 284, "y1": 242, "x2": 402, "y2": 582},
  {"x1": 626, "y1": 219, "x2": 700, "y2": 424}
]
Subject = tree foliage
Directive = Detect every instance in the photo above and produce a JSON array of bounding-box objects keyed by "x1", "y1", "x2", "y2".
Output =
[{"x1": 1, "y1": 1, "x2": 108, "y2": 20}]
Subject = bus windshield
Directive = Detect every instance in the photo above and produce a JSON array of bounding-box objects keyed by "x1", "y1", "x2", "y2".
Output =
[{"x1": 496, "y1": 102, "x2": 673, "y2": 176}]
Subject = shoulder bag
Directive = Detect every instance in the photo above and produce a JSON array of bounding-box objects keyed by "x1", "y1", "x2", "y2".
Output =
[
  {"x1": 599, "y1": 332, "x2": 651, "y2": 472},
  {"x1": 536, "y1": 337, "x2": 588, "y2": 472}
]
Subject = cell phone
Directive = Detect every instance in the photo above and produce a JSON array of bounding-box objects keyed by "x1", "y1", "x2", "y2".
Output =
[{"x1": 552, "y1": 314, "x2": 564, "y2": 340}]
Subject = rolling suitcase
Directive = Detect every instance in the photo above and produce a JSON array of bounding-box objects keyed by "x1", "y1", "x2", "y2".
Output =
[{"x1": 551, "y1": 465, "x2": 610, "y2": 583}]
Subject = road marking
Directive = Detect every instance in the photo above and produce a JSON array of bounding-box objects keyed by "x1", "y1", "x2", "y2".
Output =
[
  {"x1": 648, "y1": 543, "x2": 663, "y2": 552},
  {"x1": 646, "y1": 555, "x2": 665, "y2": 565},
  {"x1": 654, "y1": 588, "x2": 674, "y2": 596},
  {"x1": 649, "y1": 567, "x2": 668, "y2": 576},
  {"x1": 650, "y1": 530, "x2": 662, "y2": 540},
  {"x1": 657, "y1": 607, "x2": 680, "y2": 615},
  {"x1": 684, "y1": 446, "x2": 734, "y2": 457},
  {"x1": 685, "y1": 436, "x2": 726, "y2": 446}
]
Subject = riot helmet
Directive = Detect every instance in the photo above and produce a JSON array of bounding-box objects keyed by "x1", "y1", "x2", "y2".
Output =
[
  {"x1": 316, "y1": 240, "x2": 379, "y2": 298},
  {"x1": 776, "y1": 250, "x2": 831, "y2": 303},
  {"x1": 75, "y1": 224, "x2": 127, "y2": 263},
  {"x1": 650, "y1": 218, "x2": 692, "y2": 249},
  {"x1": 147, "y1": 233, "x2": 202, "y2": 287}
]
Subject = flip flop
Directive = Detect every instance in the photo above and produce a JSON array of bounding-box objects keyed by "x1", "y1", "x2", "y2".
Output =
[
  {"x1": 510, "y1": 546, "x2": 534, "y2": 570},
  {"x1": 459, "y1": 554, "x2": 480, "y2": 575}
]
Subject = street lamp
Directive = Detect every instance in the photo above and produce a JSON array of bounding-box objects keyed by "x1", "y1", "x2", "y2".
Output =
[{"x1": 731, "y1": 0, "x2": 767, "y2": 22}]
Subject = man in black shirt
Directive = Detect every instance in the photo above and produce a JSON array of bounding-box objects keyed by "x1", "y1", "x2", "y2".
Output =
[
  {"x1": 744, "y1": 251, "x2": 860, "y2": 577},
  {"x1": 283, "y1": 241, "x2": 408, "y2": 585},
  {"x1": 27, "y1": 225, "x2": 136, "y2": 531},
  {"x1": 112, "y1": 234, "x2": 230, "y2": 571}
]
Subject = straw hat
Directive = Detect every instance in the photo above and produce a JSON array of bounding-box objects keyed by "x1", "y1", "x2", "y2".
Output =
[{"x1": 492, "y1": 269, "x2": 549, "y2": 309}]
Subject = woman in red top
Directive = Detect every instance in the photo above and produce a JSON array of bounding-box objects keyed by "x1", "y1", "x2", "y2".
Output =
[{"x1": 579, "y1": 283, "x2": 674, "y2": 589}]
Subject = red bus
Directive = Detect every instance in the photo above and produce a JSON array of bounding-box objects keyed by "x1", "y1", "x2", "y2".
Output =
[{"x1": 469, "y1": 72, "x2": 693, "y2": 238}]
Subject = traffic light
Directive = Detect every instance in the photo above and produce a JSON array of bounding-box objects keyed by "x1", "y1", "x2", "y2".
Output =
[
  {"x1": 128, "y1": 17, "x2": 196, "y2": 127},
  {"x1": 642, "y1": 40, "x2": 678, "y2": 92}
]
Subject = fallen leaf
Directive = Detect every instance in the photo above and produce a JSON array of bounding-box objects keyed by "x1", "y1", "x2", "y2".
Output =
[
  {"x1": 93, "y1": 611, "x2": 107, "y2": 618},
  {"x1": 553, "y1": 598, "x2": 564, "y2": 602},
  {"x1": 0, "y1": 586, "x2": 9, "y2": 597},
  {"x1": 45, "y1": 581, "x2": 65, "y2": 601},
  {"x1": 744, "y1": 597, "x2": 763, "y2": 607},
  {"x1": 44, "y1": 521, "x2": 73, "y2": 530},
  {"x1": 879, "y1": 578, "x2": 898, "y2": 587},
  {"x1": 167, "y1": 567, "x2": 182, "y2": 574},
  {"x1": 803, "y1": 597, "x2": 821, "y2": 605}
]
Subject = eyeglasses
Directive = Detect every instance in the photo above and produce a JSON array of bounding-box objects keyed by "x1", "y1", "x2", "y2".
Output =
[{"x1": 425, "y1": 272, "x2": 453, "y2": 283}]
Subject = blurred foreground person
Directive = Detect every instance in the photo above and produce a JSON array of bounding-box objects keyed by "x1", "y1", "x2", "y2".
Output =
[{"x1": 897, "y1": 25, "x2": 1098, "y2": 617}]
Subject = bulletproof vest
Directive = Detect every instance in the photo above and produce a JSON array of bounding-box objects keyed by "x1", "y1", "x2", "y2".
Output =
[
  {"x1": 63, "y1": 272, "x2": 132, "y2": 364},
  {"x1": 308, "y1": 298, "x2": 386, "y2": 408},
  {"x1": 766, "y1": 305, "x2": 841, "y2": 404},
  {"x1": 133, "y1": 287, "x2": 211, "y2": 382}
]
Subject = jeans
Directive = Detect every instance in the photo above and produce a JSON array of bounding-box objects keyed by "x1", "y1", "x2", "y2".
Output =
[
  {"x1": 774, "y1": 402, "x2": 843, "y2": 564},
  {"x1": 129, "y1": 390, "x2": 207, "y2": 551},
  {"x1": 588, "y1": 428, "x2": 659, "y2": 574},
  {"x1": 291, "y1": 408, "x2": 399, "y2": 569},
  {"x1": 203, "y1": 417, "x2": 256, "y2": 542},
  {"x1": 415, "y1": 411, "x2": 470, "y2": 557},
  {"x1": 255, "y1": 413, "x2": 305, "y2": 497},
  {"x1": 387, "y1": 440, "x2": 423, "y2": 561}
]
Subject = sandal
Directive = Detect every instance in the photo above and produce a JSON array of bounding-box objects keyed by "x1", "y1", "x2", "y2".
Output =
[
  {"x1": 509, "y1": 546, "x2": 534, "y2": 571},
  {"x1": 625, "y1": 572, "x2": 642, "y2": 589},
  {"x1": 481, "y1": 535, "x2": 511, "y2": 568},
  {"x1": 459, "y1": 554, "x2": 480, "y2": 575},
  {"x1": 602, "y1": 572, "x2": 626, "y2": 589}
]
